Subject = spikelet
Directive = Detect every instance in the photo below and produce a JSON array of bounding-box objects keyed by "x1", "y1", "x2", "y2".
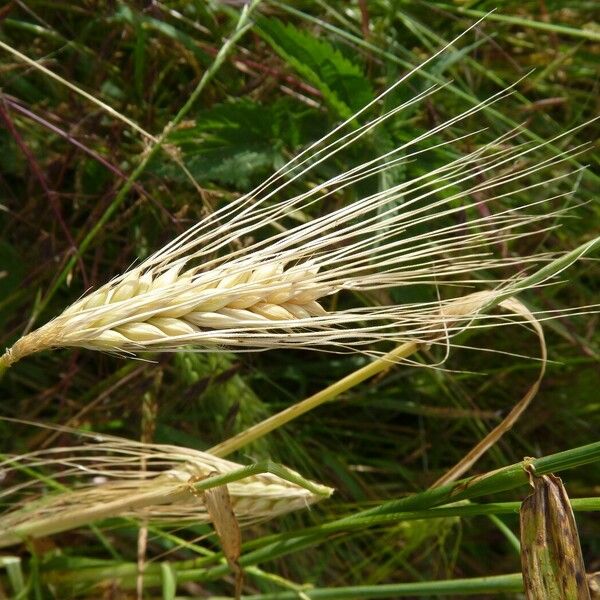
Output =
[
  {"x1": 0, "y1": 425, "x2": 332, "y2": 548},
  {"x1": 0, "y1": 29, "x2": 591, "y2": 368}
]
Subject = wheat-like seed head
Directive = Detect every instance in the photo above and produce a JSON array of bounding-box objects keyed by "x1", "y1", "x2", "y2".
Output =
[
  {"x1": 0, "y1": 32, "x2": 591, "y2": 368},
  {"x1": 0, "y1": 425, "x2": 332, "y2": 548},
  {"x1": 1, "y1": 258, "x2": 330, "y2": 366}
]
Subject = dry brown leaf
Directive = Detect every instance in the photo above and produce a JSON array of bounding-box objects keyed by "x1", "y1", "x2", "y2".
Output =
[
  {"x1": 433, "y1": 297, "x2": 546, "y2": 487},
  {"x1": 588, "y1": 572, "x2": 600, "y2": 599},
  {"x1": 204, "y1": 483, "x2": 243, "y2": 600}
]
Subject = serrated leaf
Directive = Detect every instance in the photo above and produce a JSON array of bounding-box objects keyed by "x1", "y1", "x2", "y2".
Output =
[
  {"x1": 156, "y1": 98, "x2": 322, "y2": 189},
  {"x1": 257, "y1": 18, "x2": 373, "y2": 119},
  {"x1": 184, "y1": 145, "x2": 278, "y2": 188}
]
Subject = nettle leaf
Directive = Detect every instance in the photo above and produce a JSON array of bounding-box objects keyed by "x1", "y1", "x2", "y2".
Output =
[
  {"x1": 155, "y1": 98, "x2": 322, "y2": 189},
  {"x1": 169, "y1": 99, "x2": 298, "y2": 146},
  {"x1": 257, "y1": 18, "x2": 374, "y2": 119},
  {"x1": 185, "y1": 146, "x2": 278, "y2": 189}
]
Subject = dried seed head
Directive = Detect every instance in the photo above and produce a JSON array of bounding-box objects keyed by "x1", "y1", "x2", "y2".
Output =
[
  {"x1": 1, "y1": 259, "x2": 332, "y2": 365},
  {"x1": 0, "y1": 41, "x2": 591, "y2": 368},
  {"x1": 0, "y1": 427, "x2": 332, "y2": 548}
]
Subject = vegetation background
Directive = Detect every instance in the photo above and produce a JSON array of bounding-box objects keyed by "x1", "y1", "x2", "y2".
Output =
[{"x1": 0, "y1": 0, "x2": 598, "y2": 598}]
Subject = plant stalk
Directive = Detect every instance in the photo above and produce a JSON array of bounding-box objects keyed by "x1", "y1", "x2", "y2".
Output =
[{"x1": 209, "y1": 341, "x2": 420, "y2": 457}]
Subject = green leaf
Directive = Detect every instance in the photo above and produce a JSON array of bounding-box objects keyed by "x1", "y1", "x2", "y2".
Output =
[
  {"x1": 161, "y1": 562, "x2": 177, "y2": 600},
  {"x1": 0, "y1": 556, "x2": 26, "y2": 598},
  {"x1": 257, "y1": 18, "x2": 373, "y2": 119},
  {"x1": 157, "y1": 98, "x2": 322, "y2": 189}
]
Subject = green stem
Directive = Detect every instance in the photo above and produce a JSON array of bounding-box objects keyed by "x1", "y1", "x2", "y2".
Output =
[
  {"x1": 339, "y1": 442, "x2": 600, "y2": 522},
  {"x1": 487, "y1": 514, "x2": 521, "y2": 554},
  {"x1": 190, "y1": 459, "x2": 332, "y2": 498},
  {"x1": 240, "y1": 497, "x2": 599, "y2": 552},
  {"x1": 209, "y1": 342, "x2": 419, "y2": 457},
  {"x1": 227, "y1": 573, "x2": 525, "y2": 598}
]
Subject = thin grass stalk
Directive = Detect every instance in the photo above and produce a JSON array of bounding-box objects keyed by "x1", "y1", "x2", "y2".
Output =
[
  {"x1": 440, "y1": 6, "x2": 600, "y2": 42},
  {"x1": 223, "y1": 573, "x2": 525, "y2": 598}
]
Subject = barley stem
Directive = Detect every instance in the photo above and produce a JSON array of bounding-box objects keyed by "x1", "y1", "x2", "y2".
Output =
[{"x1": 209, "y1": 341, "x2": 420, "y2": 457}]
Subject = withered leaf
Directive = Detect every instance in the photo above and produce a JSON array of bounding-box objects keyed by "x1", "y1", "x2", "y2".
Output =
[
  {"x1": 520, "y1": 471, "x2": 590, "y2": 600},
  {"x1": 204, "y1": 484, "x2": 243, "y2": 600}
]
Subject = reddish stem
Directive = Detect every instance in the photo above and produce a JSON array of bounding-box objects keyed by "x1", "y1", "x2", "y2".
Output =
[{"x1": 0, "y1": 97, "x2": 89, "y2": 289}]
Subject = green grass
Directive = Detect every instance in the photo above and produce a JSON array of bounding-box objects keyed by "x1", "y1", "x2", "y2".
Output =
[{"x1": 0, "y1": 1, "x2": 599, "y2": 598}]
